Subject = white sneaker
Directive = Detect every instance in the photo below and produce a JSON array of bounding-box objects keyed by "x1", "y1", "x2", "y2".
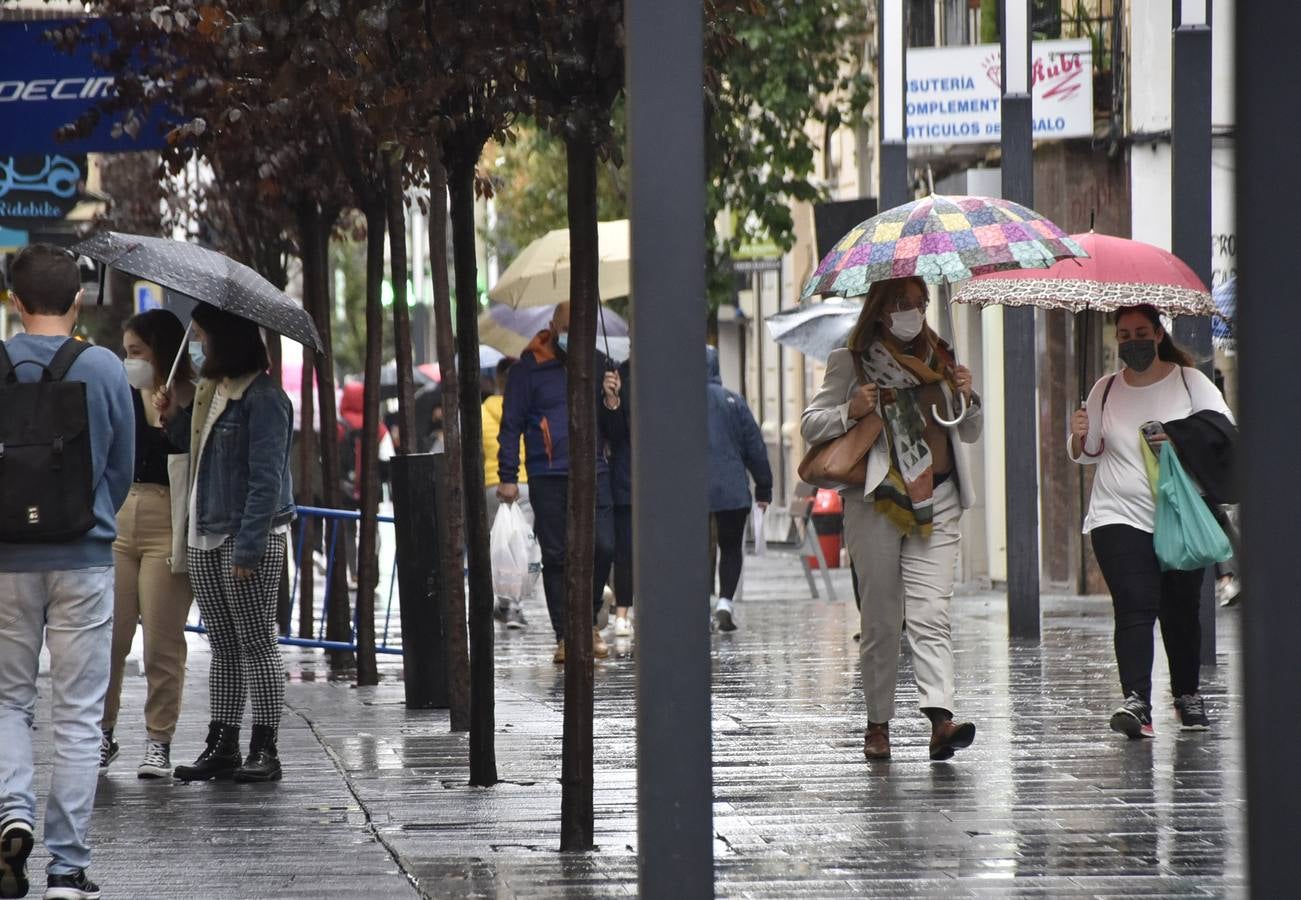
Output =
[
  {"x1": 613, "y1": 616, "x2": 632, "y2": 638},
  {"x1": 714, "y1": 598, "x2": 737, "y2": 632},
  {"x1": 137, "y1": 740, "x2": 172, "y2": 779},
  {"x1": 1216, "y1": 577, "x2": 1241, "y2": 607},
  {"x1": 597, "y1": 587, "x2": 614, "y2": 629}
]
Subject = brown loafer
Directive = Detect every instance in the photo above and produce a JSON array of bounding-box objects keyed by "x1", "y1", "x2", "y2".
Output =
[
  {"x1": 929, "y1": 718, "x2": 976, "y2": 761},
  {"x1": 863, "y1": 722, "x2": 891, "y2": 760}
]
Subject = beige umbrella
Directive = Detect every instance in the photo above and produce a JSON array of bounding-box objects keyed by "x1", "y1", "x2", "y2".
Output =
[
  {"x1": 477, "y1": 310, "x2": 531, "y2": 357},
  {"x1": 488, "y1": 219, "x2": 630, "y2": 308},
  {"x1": 477, "y1": 303, "x2": 632, "y2": 358}
]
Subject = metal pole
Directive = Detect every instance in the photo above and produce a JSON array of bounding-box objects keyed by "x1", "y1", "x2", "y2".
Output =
[
  {"x1": 877, "y1": 0, "x2": 909, "y2": 207},
  {"x1": 1170, "y1": 0, "x2": 1217, "y2": 666},
  {"x1": 628, "y1": 0, "x2": 713, "y2": 896},
  {"x1": 1239, "y1": 3, "x2": 1301, "y2": 893},
  {"x1": 1001, "y1": 0, "x2": 1040, "y2": 639}
]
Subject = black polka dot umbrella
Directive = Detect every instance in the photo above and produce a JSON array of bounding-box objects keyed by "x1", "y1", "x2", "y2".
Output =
[{"x1": 72, "y1": 231, "x2": 323, "y2": 352}]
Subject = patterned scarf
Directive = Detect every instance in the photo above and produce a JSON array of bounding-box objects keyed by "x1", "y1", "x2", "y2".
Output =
[{"x1": 859, "y1": 332, "x2": 956, "y2": 537}]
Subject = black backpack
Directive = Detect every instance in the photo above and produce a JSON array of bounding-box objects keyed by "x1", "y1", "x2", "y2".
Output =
[{"x1": 0, "y1": 339, "x2": 96, "y2": 542}]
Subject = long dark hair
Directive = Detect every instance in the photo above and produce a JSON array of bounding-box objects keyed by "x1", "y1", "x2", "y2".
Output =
[
  {"x1": 190, "y1": 304, "x2": 269, "y2": 379},
  {"x1": 124, "y1": 308, "x2": 192, "y2": 384},
  {"x1": 1114, "y1": 304, "x2": 1194, "y2": 367},
  {"x1": 846, "y1": 276, "x2": 929, "y2": 353}
]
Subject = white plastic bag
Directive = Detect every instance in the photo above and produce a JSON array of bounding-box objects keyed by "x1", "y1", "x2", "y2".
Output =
[
  {"x1": 490, "y1": 502, "x2": 532, "y2": 603},
  {"x1": 521, "y1": 525, "x2": 542, "y2": 603}
]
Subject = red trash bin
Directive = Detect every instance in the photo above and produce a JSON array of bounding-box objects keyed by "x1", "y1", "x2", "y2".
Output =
[{"x1": 805, "y1": 488, "x2": 843, "y2": 569}]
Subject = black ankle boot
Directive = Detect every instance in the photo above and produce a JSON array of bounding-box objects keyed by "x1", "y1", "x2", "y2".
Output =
[
  {"x1": 174, "y1": 721, "x2": 241, "y2": 782},
  {"x1": 234, "y1": 724, "x2": 282, "y2": 783}
]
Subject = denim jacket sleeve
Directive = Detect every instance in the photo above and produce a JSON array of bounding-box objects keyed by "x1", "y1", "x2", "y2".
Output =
[{"x1": 233, "y1": 384, "x2": 293, "y2": 569}]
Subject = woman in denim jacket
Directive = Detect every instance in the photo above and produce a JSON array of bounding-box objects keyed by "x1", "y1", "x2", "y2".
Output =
[{"x1": 156, "y1": 305, "x2": 294, "y2": 783}]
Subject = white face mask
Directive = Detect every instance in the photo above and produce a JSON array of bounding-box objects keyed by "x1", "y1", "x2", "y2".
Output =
[
  {"x1": 123, "y1": 357, "x2": 155, "y2": 391},
  {"x1": 889, "y1": 308, "x2": 925, "y2": 342}
]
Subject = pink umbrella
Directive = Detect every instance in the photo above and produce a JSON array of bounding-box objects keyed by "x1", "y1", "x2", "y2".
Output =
[
  {"x1": 954, "y1": 231, "x2": 1213, "y2": 317},
  {"x1": 955, "y1": 231, "x2": 1216, "y2": 456},
  {"x1": 281, "y1": 350, "x2": 340, "y2": 432}
]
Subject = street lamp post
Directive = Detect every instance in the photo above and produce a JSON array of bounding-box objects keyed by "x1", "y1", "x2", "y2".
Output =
[
  {"x1": 877, "y1": 0, "x2": 909, "y2": 207},
  {"x1": 628, "y1": 0, "x2": 714, "y2": 897},
  {"x1": 1001, "y1": 0, "x2": 1041, "y2": 640},
  {"x1": 1239, "y1": 5, "x2": 1301, "y2": 893},
  {"x1": 1170, "y1": 0, "x2": 1217, "y2": 666}
]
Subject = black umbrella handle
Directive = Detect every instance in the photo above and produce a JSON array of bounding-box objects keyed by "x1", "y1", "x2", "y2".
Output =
[{"x1": 598, "y1": 303, "x2": 613, "y2": 368}]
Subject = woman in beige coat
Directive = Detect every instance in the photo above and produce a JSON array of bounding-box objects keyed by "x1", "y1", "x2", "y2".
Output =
[{"x1": 801, "y1": 276, "x2": 983, "y2": 762}]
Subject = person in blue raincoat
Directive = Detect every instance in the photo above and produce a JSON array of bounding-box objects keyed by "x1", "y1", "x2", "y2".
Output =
[{"x1": 706, "y1": 346, "x2": 772, "y2": 632}]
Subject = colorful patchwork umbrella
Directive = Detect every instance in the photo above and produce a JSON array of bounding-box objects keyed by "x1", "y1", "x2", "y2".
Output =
[{"x1": 801, "y1": 194, "x2": 1086, "y2": 301}]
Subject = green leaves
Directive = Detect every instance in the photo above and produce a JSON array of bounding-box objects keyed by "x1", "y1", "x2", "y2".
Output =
[{"x1": 703, "y1": 0, "x2": 871, "y2": 308}]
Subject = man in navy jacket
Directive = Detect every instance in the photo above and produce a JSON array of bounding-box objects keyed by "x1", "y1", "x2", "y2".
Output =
[{"x1": 496, "y1": 302, "x2": 624, "y2": 663}]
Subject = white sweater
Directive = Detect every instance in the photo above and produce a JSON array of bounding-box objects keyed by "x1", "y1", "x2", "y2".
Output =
[{"x1": 1069, "y1": 365, "x2": 1233, "y2": 534}]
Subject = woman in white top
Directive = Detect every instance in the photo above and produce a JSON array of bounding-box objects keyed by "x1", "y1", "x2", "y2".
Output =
[{"x1": 1070, "y1": 304, "x2": 1233, "y2": 740}]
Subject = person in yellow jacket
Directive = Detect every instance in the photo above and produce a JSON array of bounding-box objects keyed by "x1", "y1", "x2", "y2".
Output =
[{"x1": 483, "y1": 358, "x2": 531, "y2": 628}]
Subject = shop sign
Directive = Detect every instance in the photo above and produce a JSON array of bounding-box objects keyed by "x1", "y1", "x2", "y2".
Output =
[
  {"x1": 0, "y1": 154, "x2": 86, "y2": 223},
  {"x1": 906, "y1": 39, "x2": 1094, "y2": 145}
]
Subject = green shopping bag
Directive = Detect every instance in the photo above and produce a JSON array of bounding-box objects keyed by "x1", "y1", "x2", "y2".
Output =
[{"x1": 1152, "y1": 441, "x2": 1233, "y2": 572}]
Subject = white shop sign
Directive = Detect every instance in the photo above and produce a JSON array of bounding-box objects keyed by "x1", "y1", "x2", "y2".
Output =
[{"x1": 906, "y1": 39, "x2": 1093, "y2": 145}]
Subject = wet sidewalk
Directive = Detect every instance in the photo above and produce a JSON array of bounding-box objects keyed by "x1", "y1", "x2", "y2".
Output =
[{"x1": 23, "y1": 553, "x2": 1244, "y2": 898}]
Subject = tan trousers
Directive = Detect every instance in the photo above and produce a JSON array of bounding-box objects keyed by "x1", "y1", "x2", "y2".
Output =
[
  {"x1": 103, "y1": 484, "x2": 193, "y2": 743},
  {"x1": 843, "y1": 479, "x2": 962, "y2": 723}
]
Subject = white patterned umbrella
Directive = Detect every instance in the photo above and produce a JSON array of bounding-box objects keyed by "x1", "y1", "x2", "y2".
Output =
[
  {"x1": 764, "y1": 300, "x2": 863, "y2": 361},
  {"x1": 73, "y1": 231, "x2": 323, "y2": 351}
]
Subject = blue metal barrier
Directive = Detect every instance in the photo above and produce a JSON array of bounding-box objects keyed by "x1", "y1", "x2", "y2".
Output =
[{"x1": 186, "y1": 505, "x2": 404, "y2": 656}]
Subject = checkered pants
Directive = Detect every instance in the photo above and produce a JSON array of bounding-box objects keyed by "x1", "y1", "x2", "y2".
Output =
[{"x1": 187, "y1": 534, "x2": 287, "y2": 728}]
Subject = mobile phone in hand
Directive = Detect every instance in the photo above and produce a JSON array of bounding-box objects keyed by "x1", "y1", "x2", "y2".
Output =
[{"x1": 1141, "y1": 420, "x2": 1165, "y2": 451}]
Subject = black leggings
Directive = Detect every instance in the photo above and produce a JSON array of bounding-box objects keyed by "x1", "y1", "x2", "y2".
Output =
[
  {"x1": 1091, "y1": 524, "x2": 1205, "y2": 702},
  {"x1": 711, "y1": 508, "x2": 750, "y2": 601},
  {"x1": 613, "y1": 504, "x2": 633, "y2": 609}
]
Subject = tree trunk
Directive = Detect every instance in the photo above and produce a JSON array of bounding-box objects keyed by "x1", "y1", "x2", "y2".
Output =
[
  {"x1": 427, "y1": 144, "x2": 471, "y2": 732},
  {"x1": 355, "y1": 200, "x2": 387, "y2": 686},
  {"x1": 298, "y1": 201, "x2": 353, "y2": 662},
  {"x1": 386, "y1": 151, "x2": 418, "y2": 452},
  {"x1": 448, "y1": 148, "x2": 498, "y2": 787},
  {"x1": 560, "y1": 136, "x2": 599, "y2": 852}
]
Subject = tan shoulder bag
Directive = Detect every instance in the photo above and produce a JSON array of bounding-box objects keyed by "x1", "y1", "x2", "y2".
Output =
[{"x1": 798, "y1": 353, "x2": 883, "y2": 489}]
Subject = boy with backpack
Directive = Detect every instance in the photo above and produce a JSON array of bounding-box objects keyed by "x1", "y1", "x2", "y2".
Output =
[{"x1": 0, "y1": 244, "x2": 134, "y2": 900}]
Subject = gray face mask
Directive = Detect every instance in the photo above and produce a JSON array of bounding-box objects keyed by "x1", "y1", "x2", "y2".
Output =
[{"x1": 1119, "y1": 339, "x2": 1157, "y2": 372}]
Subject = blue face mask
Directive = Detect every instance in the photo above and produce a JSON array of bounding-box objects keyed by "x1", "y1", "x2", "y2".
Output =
[
  {"x1": 556, "y1": 332, "x2": 569, "y2": 353},
  {"x1": 188, "y1": 340, "x2": 206, "y2": 370}
]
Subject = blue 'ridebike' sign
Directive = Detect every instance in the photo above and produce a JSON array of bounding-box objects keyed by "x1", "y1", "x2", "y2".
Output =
[{"x1": 0, "y1": 18, "x2": 168, "y2": 155}]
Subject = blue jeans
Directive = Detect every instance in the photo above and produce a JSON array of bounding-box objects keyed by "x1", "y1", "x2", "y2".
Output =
[{"x1": 0, "y1": 567, "x2": 113, "y2": 875}]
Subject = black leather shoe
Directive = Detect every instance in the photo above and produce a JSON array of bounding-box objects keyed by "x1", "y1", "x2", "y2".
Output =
[
  {"x1": 234, "y1": 725, "x2": 282, "y2": 782},
  {"x1": 174, "y1": 721, "x2": 241, "y2": 782}
]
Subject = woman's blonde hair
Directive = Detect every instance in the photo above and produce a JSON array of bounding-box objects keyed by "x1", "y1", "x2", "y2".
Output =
[{"x1": 845, "y1": 276, "x2": 929, "y2": 352}]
